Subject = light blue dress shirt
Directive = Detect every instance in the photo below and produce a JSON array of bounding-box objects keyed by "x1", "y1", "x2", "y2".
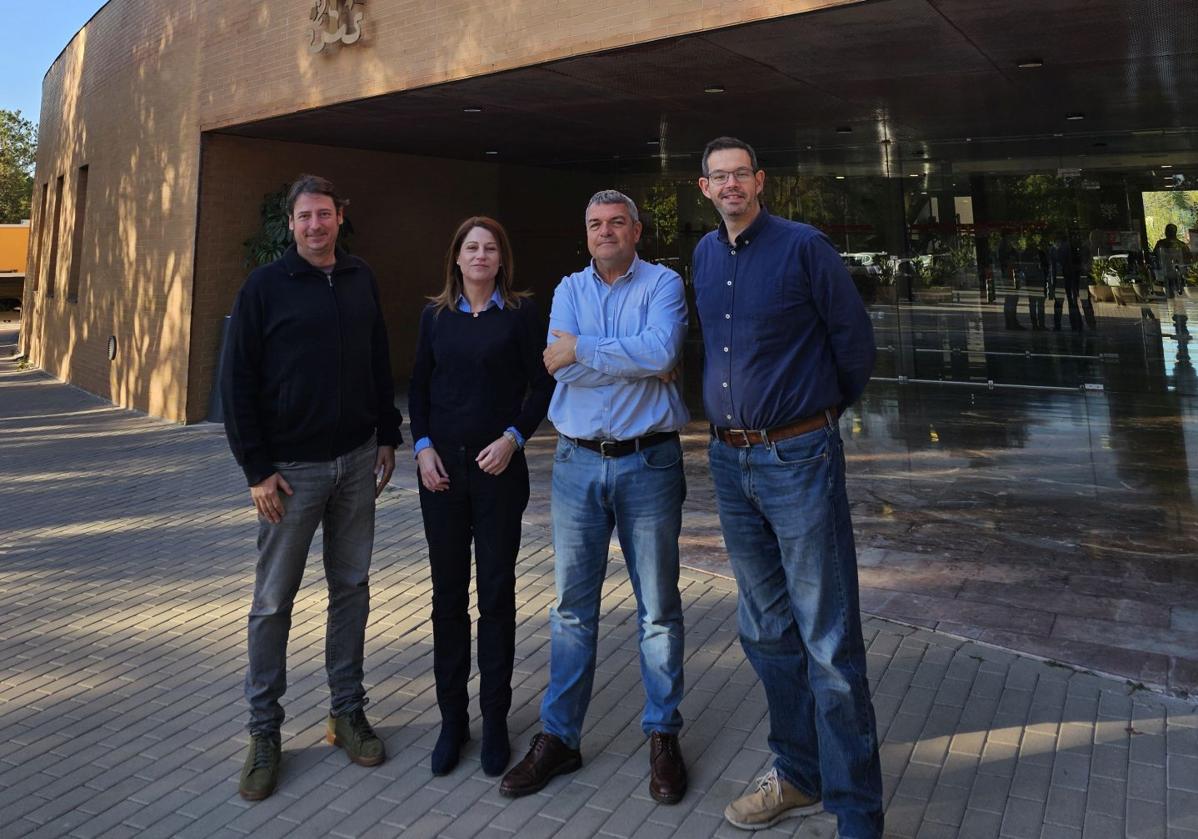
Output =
[
  {"x1": 413, "y1": 289, "x2": 524, "y2": 456},
  {"x1": 547, "y1": 255, "x2": 690, "y2": 440}
]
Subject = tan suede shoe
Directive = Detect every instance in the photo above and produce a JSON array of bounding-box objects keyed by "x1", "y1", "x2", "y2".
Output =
[{"x1": 724, "y1": 767, "x2": 823, "y2": 830}]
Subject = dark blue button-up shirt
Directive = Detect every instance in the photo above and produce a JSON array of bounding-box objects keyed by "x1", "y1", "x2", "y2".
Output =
[{"x1": 692, "y1": 208, "x2": 875, "y2": 430}]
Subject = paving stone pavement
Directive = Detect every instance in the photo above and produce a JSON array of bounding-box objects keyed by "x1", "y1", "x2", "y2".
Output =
[{"x1": 2, "y1": 324, "x2": 1197, "y2": 839}]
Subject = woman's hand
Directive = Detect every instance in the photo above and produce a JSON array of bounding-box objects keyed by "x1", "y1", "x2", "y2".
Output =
[
  {"x1": 476, "y1": 435, "x2": 516, "y2": 475},
  {"x1": 417, "y1": 447, "x2": 450, "y2": 491}
]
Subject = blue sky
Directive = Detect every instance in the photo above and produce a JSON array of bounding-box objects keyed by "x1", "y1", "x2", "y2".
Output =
[{"x1": 1, "y1": 1, "x2": 110, "y2": 124}]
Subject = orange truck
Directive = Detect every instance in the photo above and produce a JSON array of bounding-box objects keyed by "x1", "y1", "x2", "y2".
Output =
[{"x1": 0, "y1": 221, "x2": 30, "y2": 309}]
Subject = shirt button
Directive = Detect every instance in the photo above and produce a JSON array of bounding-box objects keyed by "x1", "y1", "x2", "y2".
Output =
[
  {"x1": 723, "y1": 346, "x2": 729, "y2": 352},
  {"x1": 726, "y1": 414, "x2": 733, "y2": 420},
  {"x1": 726, "y1": 280, "x2": 732, "y2": 286},
  {"x1": 722, "y1": 382, "x2": 728, "y2": 388},
  {"x1": 731, "y1": 249, "x2": 737, "y2": 255},
  {"x1": 725, "y1": 313, "x2": 731, "y2": 320}
]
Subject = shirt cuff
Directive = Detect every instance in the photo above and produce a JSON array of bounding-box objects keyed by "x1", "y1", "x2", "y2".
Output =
[
  {"x1": 506, "y1": 426, "x2": 525, "y2": 448},
  {"x1": 574, "y1": 335, "x2": 598, "y2": 370},
  {"x1": 413, "y1": 436, "x2": 432, "y2": 458}
]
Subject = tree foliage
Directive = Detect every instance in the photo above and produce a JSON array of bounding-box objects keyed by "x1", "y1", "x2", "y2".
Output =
[
  {"x1": 994, "y1": 174, "x2": 1079, "y2": 231},
  {"x1": 1143, "y1": 189, "x2": 1198, "y2": 246},
  {"x1": 0, "y1": 110, "x2": 38, "y2": 224}
]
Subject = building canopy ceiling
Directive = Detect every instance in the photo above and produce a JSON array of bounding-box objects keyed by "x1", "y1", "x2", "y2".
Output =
[{"x1": 217, "y1": 0, "x2": 1198, "y2": 178}]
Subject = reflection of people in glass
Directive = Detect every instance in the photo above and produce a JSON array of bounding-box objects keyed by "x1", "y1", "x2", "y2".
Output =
[
  {"x1": 1018, "y1": 238, "x2": 1048, "y2": 330},
  {"x1": 1049, "y1": 230, "x2": 1085, "y2": 331},
  {"x1": 409, "y1": 216, "x2": 555, "y2": 777},
  {"x1": 1154, "y1": 224, "x2": 1191, "y2": 297},
  {"x1": 998, "y1": 233, "x2": 1025, "y2": 330},
  {"x1": 1175, "y1": 327, "x2": 1196, "y2": 396}
]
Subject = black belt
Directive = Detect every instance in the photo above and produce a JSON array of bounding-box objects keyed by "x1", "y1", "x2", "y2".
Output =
[{"x1": 568, "y1": 431, "x2": 678, "y2": 458}]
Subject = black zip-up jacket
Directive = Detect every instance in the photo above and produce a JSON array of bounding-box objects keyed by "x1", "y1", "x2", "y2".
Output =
[{"x1": 221, "y1": 245, "x2": 403, "y2": 486}]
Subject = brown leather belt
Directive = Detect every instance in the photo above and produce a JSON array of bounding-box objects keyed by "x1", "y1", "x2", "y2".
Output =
[
  {"x1": 569, "y1": 430, "x2": 678, "y2": 458},
  {"x1": 714, "y1": 409, "x2": 837, "y2": 448}
]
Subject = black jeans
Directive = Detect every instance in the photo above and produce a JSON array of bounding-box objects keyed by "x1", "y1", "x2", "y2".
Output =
[{"x1": 418, "y1": 445, "x2": 530, "y2": 727}]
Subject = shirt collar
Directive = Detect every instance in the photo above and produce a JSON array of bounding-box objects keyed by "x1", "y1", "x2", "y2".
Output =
[
  {"x1": 588, "y1": 254, "x2": 641, "y2": 285},
  {"x1": 717, "y1": 206, "x2": 771, "y2": 248},
  {"x1": 456, "y1": 288, "x2": 505, "y2": 313}
]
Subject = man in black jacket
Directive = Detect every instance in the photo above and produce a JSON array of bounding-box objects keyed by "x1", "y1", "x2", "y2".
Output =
[{"x1": 221, "y1": 174, "x2": 402, "y2": 801}]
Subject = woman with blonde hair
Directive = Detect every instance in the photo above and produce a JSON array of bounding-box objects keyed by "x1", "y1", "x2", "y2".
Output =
[{"x1": 409, "y1": 216, "x2": 554, "y2": 776}]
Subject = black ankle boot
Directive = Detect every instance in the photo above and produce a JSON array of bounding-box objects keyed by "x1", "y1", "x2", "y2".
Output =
[
  {"x1": 431, "y1": 724, "x2": 469, "y2": 776},
  {"x1": 481, "y1": 717, "x2": 511, "y2": 776}
]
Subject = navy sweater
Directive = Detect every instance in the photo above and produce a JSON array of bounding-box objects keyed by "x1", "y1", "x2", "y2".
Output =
[
  {"x1": 222, "y1": 245, "x2": 403, "y2": 485},
  {"x1": 408, "y1": 299, "x2": 554, "y2": 450}
]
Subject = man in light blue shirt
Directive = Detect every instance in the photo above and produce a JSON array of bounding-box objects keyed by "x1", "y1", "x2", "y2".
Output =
[{"x1": 500, "y1": 190, "x2": 690, "y2": 806}]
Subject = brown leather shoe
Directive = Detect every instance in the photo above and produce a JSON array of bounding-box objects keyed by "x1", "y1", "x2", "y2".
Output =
[
  {"x1": 499, "y1": 732, "x2": 582, "y2": 797},
  {"x1": 648, "y1": 731, "x2": 687, "y2": 804}
]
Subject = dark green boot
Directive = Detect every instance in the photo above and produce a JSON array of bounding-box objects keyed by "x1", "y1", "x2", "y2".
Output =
[
  {"x1": 238, "y1": 733, "x2": 281, "y2": 801},
  {"x1": 327, "y1": 708, "x2": 385, "y2": 767}
]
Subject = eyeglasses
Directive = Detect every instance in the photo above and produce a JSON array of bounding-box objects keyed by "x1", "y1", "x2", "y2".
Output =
[{"x1": 705, "y1": 168, "x2": 757, "y2": 186}]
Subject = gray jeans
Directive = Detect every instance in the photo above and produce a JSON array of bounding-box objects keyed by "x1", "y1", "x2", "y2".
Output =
[{"x1": 245, "y1": 437, "x2": 377, "y2": 735}]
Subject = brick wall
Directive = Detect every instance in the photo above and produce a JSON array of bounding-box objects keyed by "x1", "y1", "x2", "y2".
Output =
[
  {"x1": 188, "y1": 134, "x2": 605, "y2": 421},
  {"x1": 21, "y1": 2, "x2": 205, "y2": 420}
]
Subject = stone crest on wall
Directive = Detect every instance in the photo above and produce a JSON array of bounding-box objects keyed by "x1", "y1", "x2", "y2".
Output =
[{"x1": 308, "y1": 0, "x2": 365, "y2": 53}]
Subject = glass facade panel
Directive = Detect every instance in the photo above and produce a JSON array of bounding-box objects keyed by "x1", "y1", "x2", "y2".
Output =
[{"x1": 607, "y1": 161, "x2": 1197, "y2": 407}]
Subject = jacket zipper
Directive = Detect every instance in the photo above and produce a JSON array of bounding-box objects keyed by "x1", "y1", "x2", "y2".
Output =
[{"x1": 328, "y1": 269, "x2": 343, "y2": 461}]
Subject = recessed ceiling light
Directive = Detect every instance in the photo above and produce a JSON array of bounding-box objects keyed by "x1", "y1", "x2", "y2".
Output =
[
  {"x1": 1066, "y1": 112, "x2": 1085, "y2": 121},
  {"x1": 834, "y1": 175, "x2": 846, "y2": 180},
  {"x1": 908, "y1": 173, "x2": 920, "y2": 178},
  {"x1": 485, "y1": 150, "x2": 498, "y2": 156},
  {"x1": 1162, "y1": 164, "x2": 1174, "y2": 169},
  {"x1": 646, "y1": 140, "x2": 660, "y2": 145},
  {"x1": 463, "y1": 107, "x2": 482, "y2": 113},
  {"x1": 835, "y1": 126, "x2": 853, "y2": 134},
  {"x1": 965, "y1": 138, "x2": 973, "y2": 143},
  {"x1": 1017, "y1": 59, "x2": 1044, "y2": 69},
  {"x1": 704, "y1": 85, "x2": 725, "y2": 94}
]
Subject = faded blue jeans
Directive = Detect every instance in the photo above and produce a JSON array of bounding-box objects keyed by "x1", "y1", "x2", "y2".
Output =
[
  {"x1": 708, "y1": 422, "x2": 883, "y2": 839},
  {"x1": 541, "y1": 434, "x2": 686, "y2": 750},
  {"x1": 245, "y1": 437, "x2": 377, "y2": 735}
]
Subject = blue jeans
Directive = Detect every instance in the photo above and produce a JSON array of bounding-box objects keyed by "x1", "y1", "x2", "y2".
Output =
[
  {"x1": 245, "y1": 437, "x2": 377, "y2": 735},
  {"x1": 541, "y1": 434, "x2": 686, "y2": 750},
  {"x1": 708, "y1": 423, "x2": 883, "y2": 839}
]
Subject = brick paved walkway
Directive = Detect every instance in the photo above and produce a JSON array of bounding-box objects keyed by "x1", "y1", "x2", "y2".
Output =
[{"x1": 2, "y1": 323, "x2": 1197, "y2": 838}]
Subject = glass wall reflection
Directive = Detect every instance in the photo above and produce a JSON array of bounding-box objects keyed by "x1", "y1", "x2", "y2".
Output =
[{"x1": 611, "y1": 167, "x2": 1197, "y2": 400}]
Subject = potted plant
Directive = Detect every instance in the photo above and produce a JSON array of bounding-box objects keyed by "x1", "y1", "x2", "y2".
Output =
[
  {"x1": 243, "y1": 184, "x2": 355, "y2": 267},
  {"x1": 1088, "y1": 257, "x2": 1115, "y2": 303}
]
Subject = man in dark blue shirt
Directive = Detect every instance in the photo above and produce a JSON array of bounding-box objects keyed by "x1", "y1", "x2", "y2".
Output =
[{"x1": 692, "y1": 137, "x2": 883, "y2": 838}]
